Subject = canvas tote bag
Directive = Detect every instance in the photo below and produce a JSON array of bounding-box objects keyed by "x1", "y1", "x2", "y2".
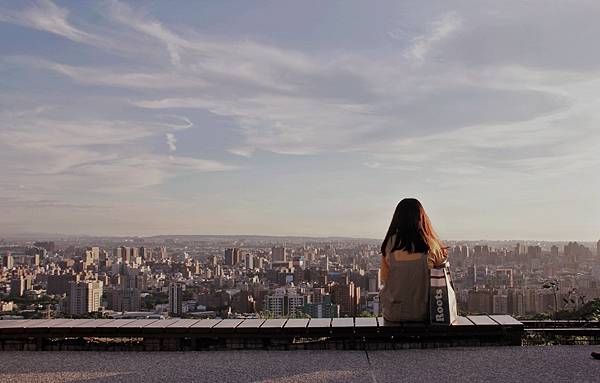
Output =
[
  {"x1": 380, "y1": 250, "x2": 429, "y2": 322},
  {"x1": 429, "y1": 261, "x2": 458, "y2": 325}
]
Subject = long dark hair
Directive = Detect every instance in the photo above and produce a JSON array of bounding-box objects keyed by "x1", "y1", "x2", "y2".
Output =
[{"x1": 381, "y1": 198, "x2": 447, "y2": 256}]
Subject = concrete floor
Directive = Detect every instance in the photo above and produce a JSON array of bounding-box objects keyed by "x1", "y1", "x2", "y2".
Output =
[{"x1": 0, "y1": 346, "x2": 599, "y2": 383}]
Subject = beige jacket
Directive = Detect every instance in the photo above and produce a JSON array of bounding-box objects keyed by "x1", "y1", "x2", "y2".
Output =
[{"x1": 380, "y1": 239, "x2": 446, "y2": 284}]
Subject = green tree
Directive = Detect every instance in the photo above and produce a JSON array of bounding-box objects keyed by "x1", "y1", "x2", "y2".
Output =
[
  {"x1": 357, "y1": 310, "x2": 375, "y2": 317},
  {"x1": 554, "y1": 298, "x2": 600, "y2": 321}
]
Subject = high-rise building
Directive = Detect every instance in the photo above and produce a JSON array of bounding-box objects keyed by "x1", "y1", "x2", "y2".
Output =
[
  {"x1": 303, "y1": 294, "x2": 340, "y2": 318},
  {"x1": 113, "y1": 247, "x2": 123, "y2": 263},
  {"x1": 34, "y1": 241, "x2": 55, "y2": 254},
  {"x1": 263, "y1": 288, "x2": 307, "y2": 318},
  {"x1": 564, "y1": 242, "x2": 592, "y2": 262},
  {"x1": 106, "y1": 287, "x2": 141, "y2": 312},
  {"x1": 474, "y1": 245, "x2": 490, "y2": 257},
  {"x1": 98, "y1": 250, "x2": 111, "y2": 270},
  {"x1": 527, "y1": 245, "x2": 542, "y2": 257},
  {"x1": 466, "y1": 265, "x2": 477, "y2": 287},
  {"x1": 272, "y1": 246, "x2": 287, "y2": 262},
  {"x1": 121, "y1": 272, "x2": 145, "y2": 290},
  {"x1": 139, "y1": 246, "x2": 152, "y2": 261},
  {"x1": 193, "y1": 260, "x2": 201, "y2": 274},
  {"x1": 230, "y1": 291, "x2": 255, "y2": 313},
  {"x1": 68, "y1": 280, "x2": 103, "y2": 315},
  {"x1": 495, "y1": 268, "x2": 514, "y2": 288},
  {"x1": 507, "y1": 289, "x2": 525, "y2": 316},
  {"x1": 83, "y1": 250, "x2": 94, "y2": 267},
  {"x1": 10, "y1": 275, "x2": 33, "y2": 297},
  {"x1": 48, "y1": 272, "x2": 80, "y2": 295},
  {"x1": 32, "y1": 253, "x2": 40, "y2": 266},
  {"x1": 130, "y1": 247, "x2": 140, "y2": 262},
  {"x1": 550, "y1": 245, "x2": 559, "y2": 257},
  {"x1": 597, "y1": 240, "x2": 600, "y2": 257},
  {"x1": 368, "y1": 269, "x2": 381, "y2": 293},
  {"x1": 493, "y1": 294, "x2": 509, "y2": 314},
  {"x1": 2, "y1": 253, "x2": 14, "y2": 269},
  {"x1": 244, "y1": 253, "x2": 254, "y2": 269},
  {"x1": 291, "y1": 256, "x2": 305, "y2": 270},
  {"x1": 210, "y1": 255, "x2": 218, "y2": 266},
  {"x1": 330, "y1": 282, "x2": 360, "y2": 317},
  {"x1": 224, "y1": 248, "x2": 241, "y2": 266},
  {"x1": 168, "y1": 282, "x2": 183, "y2": 316},
  {"x1": 87, "y1": 247, "x2": 100, "y2": 263},
  {"x1": 461, "y1": 246, "x2": 470, "y2": 258},
  {"x1": 467, "y1": 288, "x2": 493, "y2": 314},
  {"x1": 119, "y1": 246, "x2": 131, "y2": 264},
  {"x1": 515, "y1": 243, "x2": 528, "y2": 256},
  {"x1": 155, "y1": 246, "x2": 167, "y2": 261}
]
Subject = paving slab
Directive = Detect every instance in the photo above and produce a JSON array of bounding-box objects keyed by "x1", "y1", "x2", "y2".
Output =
[
  {"x1": 260, "y1": 319, "x2": 287, "y2": 329},
  {"x1": 0, "y1": 350, "x2": 370, "y2": 383},
  {"x1": 368, "y1": 346, "x2": 600, "y2": 383},
  {"x1": 467, "y1": 315, "x2": 498, "y2": 326},
  {"x1": 1, "y1": 347, "x2": 599, "y2": 382}
]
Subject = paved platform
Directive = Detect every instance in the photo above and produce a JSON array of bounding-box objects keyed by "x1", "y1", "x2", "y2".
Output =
[{"x1": 0, "y1": 346, "x2": 599, "y2": 383}]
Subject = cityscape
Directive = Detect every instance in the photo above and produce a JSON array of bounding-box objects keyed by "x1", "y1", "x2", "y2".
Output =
[
  {"x1": 2, "y1": 0, "x2": 600, "y2": 380},
  {"x1": 2, "y1": 235, "x2": 599, "y2": 321}
]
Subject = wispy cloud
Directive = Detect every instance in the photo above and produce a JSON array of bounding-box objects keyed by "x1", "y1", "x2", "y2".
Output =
[
  {"x1": 0, "y1": 1, "x2": 588, "y2": 170},
  {"x1": 0, "y1": 106, "x2": 236, "y2": 202},
  {"x1": 404, "y1": 12, "x2": 463, "y2": 62},
  {"x1": 4, "y1": 56, "x2": 206, "y2": 89},
  {"x1": 0, "y1": 0, "x2": 101, "y2": 45},
  {"x1": 106, "y1": 0, "x2": 186, "y2": 66},
  {"x1": 165, "y1": 132, "x2": 176, "y2": 151},
  {"x1": 1, "y1": 0, "x2": 599, "y2": 237}
]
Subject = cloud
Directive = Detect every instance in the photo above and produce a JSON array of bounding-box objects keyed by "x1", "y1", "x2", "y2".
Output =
[
  {"x1": 5, "y1": 57, "x2": 206, "y2": 89},
  {"x1": 0, "y1": 0, "x2": 100, "y2": 44},
  {"x1": 0, "y1": 196, "x2": 105, "y2": 210},
  {"x1": 106, "y1": 0, "x2": 186, "y2": 66},
  {"x1": 131, "y1": 81, "x2": 567, "y2": 158},
  {"x1": 2, "y1": 2, "x2": 588, "y2": 171},
  {"x1": 157, "y1": 115, "x2": 193, "y2": 131},
  {"x1": 105, "y1": 0, "x2": 316, "y2": 89},
  {"x1": 58, "y1": 154, "x2": 237, "y2": 192},
  {"x1": 0, "y1": 106, "x2": 236, "y2": 205},
  {"x1": 165, "y1": 132, "x2": 176, "y2": 151},
  {"x1": 404, "y1": 12, "x2": 463, "y2": 62},
  {"x1": 1, "y1": 0, "x2": 599, "y2": 237}
]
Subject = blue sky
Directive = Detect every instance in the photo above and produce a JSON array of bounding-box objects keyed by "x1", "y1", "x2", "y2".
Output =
[{"x1": 0, "y1": 0, "x2": 599, "y2": 240}]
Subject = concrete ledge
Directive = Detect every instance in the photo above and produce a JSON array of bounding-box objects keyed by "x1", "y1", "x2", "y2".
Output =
[{"x1": 0, "y1": 315, "x2": 526, "y2": 351}]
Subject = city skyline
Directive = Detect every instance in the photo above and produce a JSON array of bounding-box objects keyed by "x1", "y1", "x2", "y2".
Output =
[
  {"x1": 2, "y1": 233, "x2": 598, "y2": 247},
  {"x1": 1, "y1": 1, "x2": 599, "y2": 240},
  {"x1": 2, "y1": 236, "x2": 599, "y2": 322}
]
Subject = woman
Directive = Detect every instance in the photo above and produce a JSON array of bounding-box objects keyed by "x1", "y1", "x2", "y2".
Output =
[{"x1": 379, "y1": 198, "x2": 447, "y2": 322}]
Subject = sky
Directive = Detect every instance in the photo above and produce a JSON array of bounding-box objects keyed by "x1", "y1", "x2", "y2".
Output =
[{"x1": 0, "y1": 0, "x2": 599, "y2": 241}]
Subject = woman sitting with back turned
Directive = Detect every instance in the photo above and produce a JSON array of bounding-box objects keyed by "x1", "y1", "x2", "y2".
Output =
[{"x1": 379, "y1": 198, "x2": 448, "y2": 323}]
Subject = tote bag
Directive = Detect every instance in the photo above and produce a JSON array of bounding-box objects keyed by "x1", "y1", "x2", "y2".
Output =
[{"x1": 429, "y1": 262, "x2": 458, "y2": 325}]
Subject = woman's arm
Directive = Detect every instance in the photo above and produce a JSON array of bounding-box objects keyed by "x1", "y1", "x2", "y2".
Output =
[{"x1": 427, "y1": 245, "x2": 448, "y2": 268}]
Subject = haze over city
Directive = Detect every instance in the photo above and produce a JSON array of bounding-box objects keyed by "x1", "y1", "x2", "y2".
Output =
[{"x1": 1, "y1": 0, "x2": 599, "y2": 240}]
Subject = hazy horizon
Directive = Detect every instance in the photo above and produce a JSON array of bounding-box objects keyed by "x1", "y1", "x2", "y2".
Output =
[
  {"x1": 2, "y1": 231, "x2": 598, "y2": 244},
  {"x1": 1, "y1": 1, "x2": 599, "y2": 241}
]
